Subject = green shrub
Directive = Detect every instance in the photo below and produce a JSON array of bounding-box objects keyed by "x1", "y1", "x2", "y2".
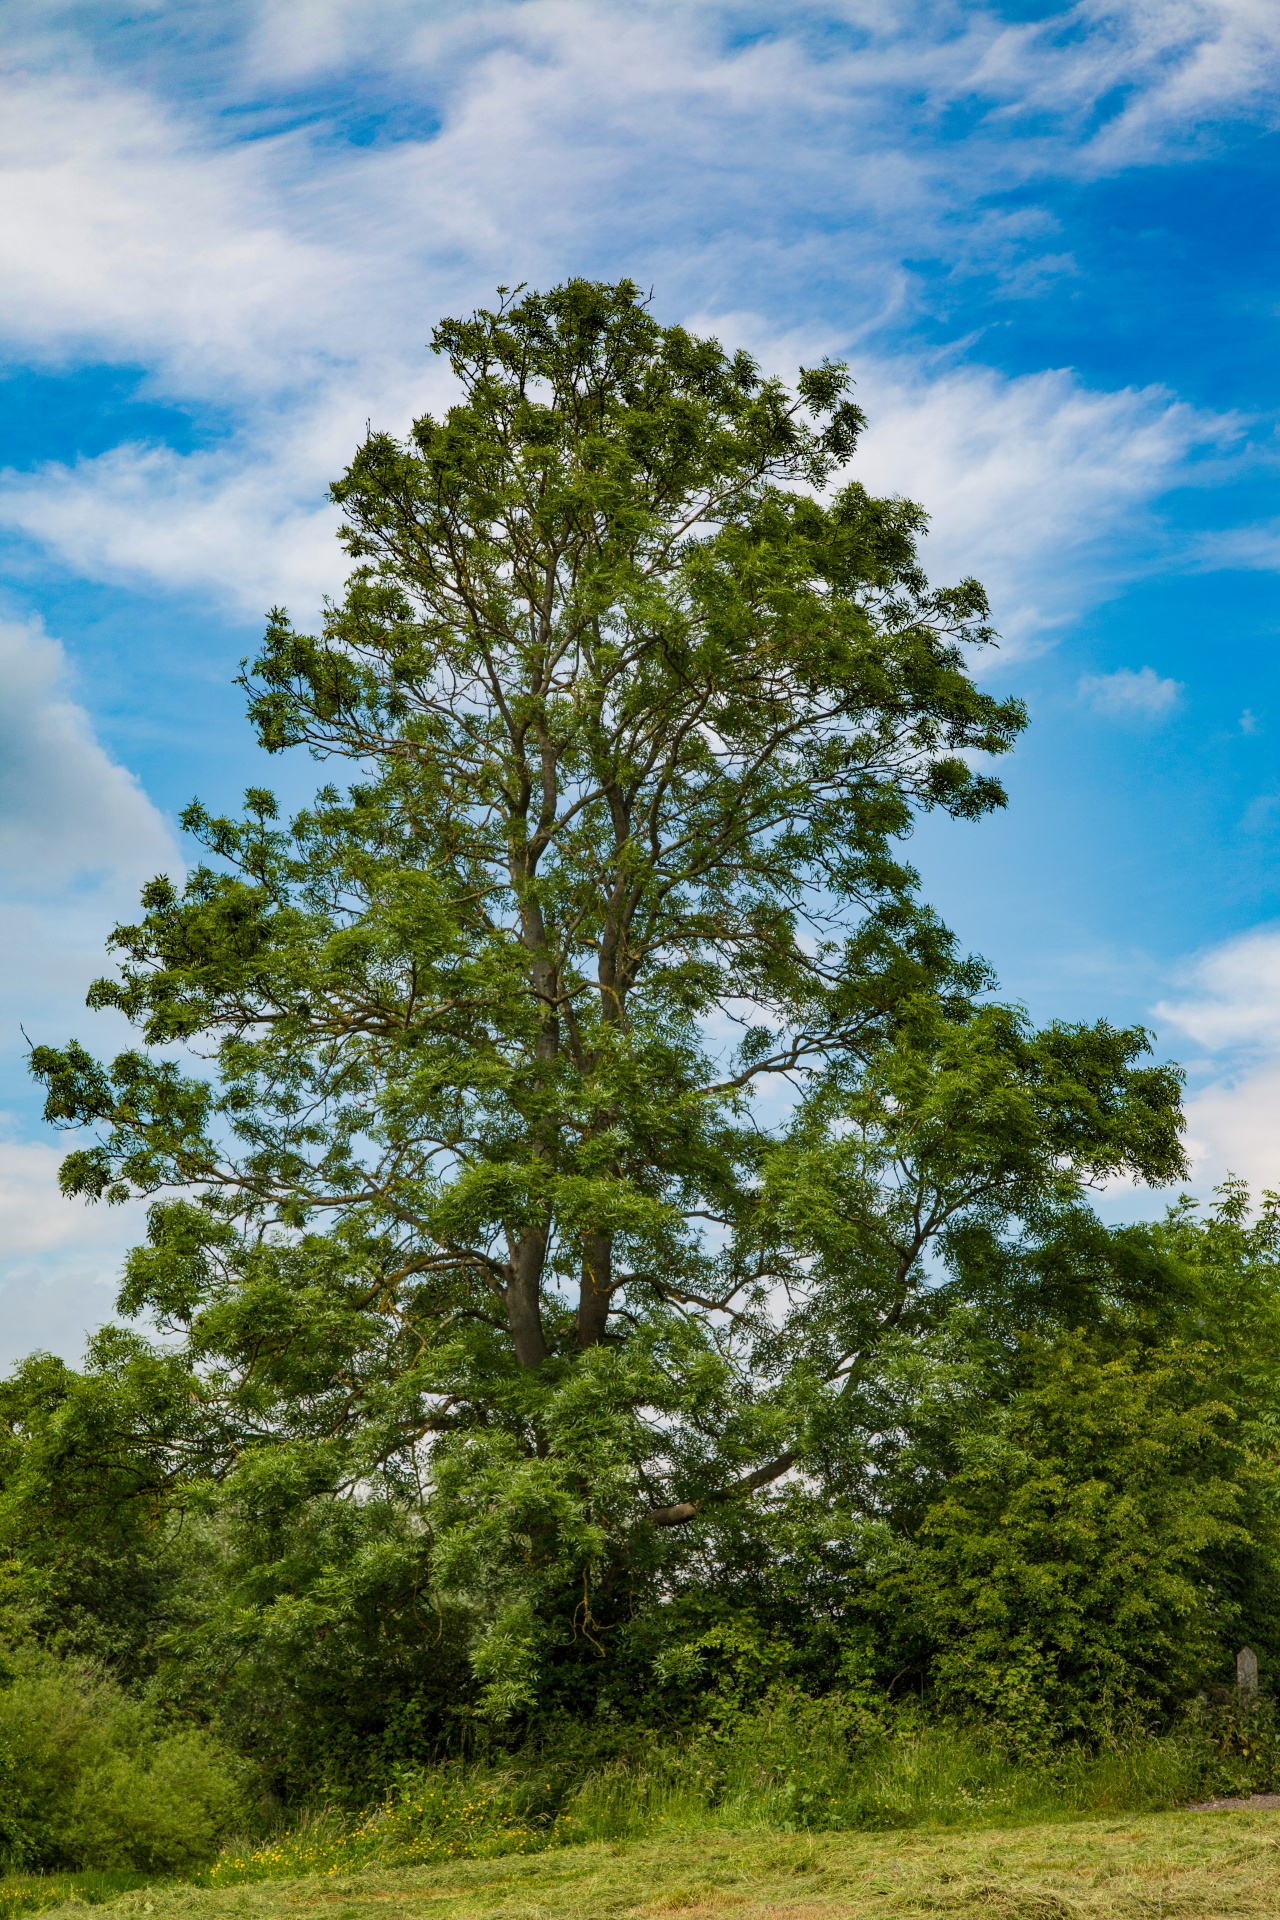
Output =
[
  {"x1": 886, "y1": 1331, "x2": 1255, "y2": 1748},
  {"x1": 0, "y1": 1651, "x2": 251, "y2": 1873}
]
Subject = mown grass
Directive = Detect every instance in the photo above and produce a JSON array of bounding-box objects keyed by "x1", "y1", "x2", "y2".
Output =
[{"x1": 26, "y1": 1812, "x2": 1280, "y2": 1920}]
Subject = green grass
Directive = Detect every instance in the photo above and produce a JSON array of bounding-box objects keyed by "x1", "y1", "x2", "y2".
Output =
[
  {"x1": 184, "y1": 1714, "x2": 1243, "y2": 1895},
  {"x1": 188, "y1": 1728, "x2": 1189, "y2": 1889},
  {"x1": 3, "y1": 1696, "x2": 1265, "y2": 1914},
  {"x1": 187, "y1": 1700, "x2": 1264, "y2": 1893},
  {"x1": 27, "y1": 1813, "x2": 1280, "y2": 1920},
  {"x1": 0, "y1": 1871, "x2": 155, "y2": 1920},
  {"x1": 8, "y1": 1708, "x2": 1278, "y2": 1920}
]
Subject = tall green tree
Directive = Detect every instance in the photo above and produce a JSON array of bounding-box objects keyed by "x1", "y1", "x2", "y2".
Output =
[{"x1": 30, "y1": 281, "x2": 1183, "y2": 1710}]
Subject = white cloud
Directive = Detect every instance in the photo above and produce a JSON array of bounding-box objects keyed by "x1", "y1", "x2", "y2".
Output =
[
  {"x1": 1191, "y1": 517, "x2": 1280, "y2": 573},
  {"x1": 0, "y1": 618, "x2": 173, "y2": 891},
  {"x1": 1155, "y1": 926, "x2": 1280, "y2": 1052},
  {"x1": 1079, "y1": 664, "x2": 1185, "y2": 720},
  {"x1": 0, "y1": 1137, "x2": 137, "y2": 1262},
  {"x1": 851, "y1": 362, "x2": 1238, "y2": 646},
  {"x1": 0, "y1": 4, "x2": 1274, "y2": 387},
  {"x1": 0, "y1": 76, "x2": 330, "y2": 393},
  {"x1": 0, "y1": 618, "x2": 177, "y2": 1053},
  {"x1": 1154, "y1": 926, "x2": 1280, "y2": 1194},
  {"x1": 0, "y1": 1, "x2": 1260, "y2": 635},
  {"x1": 0, "y1": 621, "x2": 178, "y2": 1359},
  {"x1": 0, "y1": 1134, "x2": 150, "y2": 1366},
  {"x1": 1178, "y1": 1063, "x2": 1280, "y2": 1197},
  {"x1": 1065, "y1": 1, "x2": 1280, "y2": 165},
  {"x1": 227, "y1": 0, "x2": 1280, "y2": 167},
  {"x1": 0, "y1": 437, "x2": 347, "y2": 622}
]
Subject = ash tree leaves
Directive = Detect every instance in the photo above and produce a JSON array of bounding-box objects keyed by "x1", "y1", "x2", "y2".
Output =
[{"x1": 26, "y1": 279, "x2": 1185, "y2": 1706}]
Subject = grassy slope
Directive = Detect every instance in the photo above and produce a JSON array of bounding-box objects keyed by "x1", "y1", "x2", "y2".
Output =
[{"x1": 33, "y1": 1812, "x2": 1280, "y2": 1920}]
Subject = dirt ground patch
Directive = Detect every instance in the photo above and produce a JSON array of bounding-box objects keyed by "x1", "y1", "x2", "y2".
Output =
[{"x1": 1186, "y1": 1792, "x2": 1280, "y2": 1810}]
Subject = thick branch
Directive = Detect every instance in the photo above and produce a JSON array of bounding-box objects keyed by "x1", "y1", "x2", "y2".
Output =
[{"x1": 647, "y1": 1447, "x2": 798, "y2": 1528}]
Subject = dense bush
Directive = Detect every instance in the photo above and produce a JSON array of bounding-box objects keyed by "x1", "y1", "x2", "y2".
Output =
[
  {"x1": 884, "y1": 1332, "x2": 1263, "y2": 1745},
  {"x1": 0, "y1": 1651, "x2": 251, "y2": 1873}
]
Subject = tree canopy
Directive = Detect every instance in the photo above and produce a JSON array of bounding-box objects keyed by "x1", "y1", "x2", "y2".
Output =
[{"x1": 29, "y1": 279, "x2": 1187, "y2": 1723}]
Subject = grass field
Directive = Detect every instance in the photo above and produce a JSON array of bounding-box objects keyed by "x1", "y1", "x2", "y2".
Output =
[
  {"x1": 22, "y1": 1811, "x2": 1280, "y2": 1920},
  {"x1": 0, "y1": 1873, "x2": 154, "y2": 1920}
]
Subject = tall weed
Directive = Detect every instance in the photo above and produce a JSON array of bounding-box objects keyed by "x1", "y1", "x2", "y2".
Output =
[
  {"x1": 206, "y1": 1776, "x2": 549, "y2": 1885},
  {"x1": 206, "y1": 1687, "x2": 1280, "y2": 1888}
]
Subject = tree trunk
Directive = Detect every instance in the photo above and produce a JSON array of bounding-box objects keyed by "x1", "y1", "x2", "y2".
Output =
[
  {"x1": 506, "y1": 1227, "x2": 550, "y2": 1367},
  {"x1": 576, "y1": 1232, "x2": 613, "y2": 1348}
]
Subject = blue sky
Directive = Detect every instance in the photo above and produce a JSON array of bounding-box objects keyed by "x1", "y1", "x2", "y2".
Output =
[{"x1": 1, "y1": 0, "x2": 1279, "y2": 1362}]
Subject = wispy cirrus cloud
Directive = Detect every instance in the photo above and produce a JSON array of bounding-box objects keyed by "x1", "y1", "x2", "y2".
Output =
[
  {"x1": 0, "y1": 357, "x2": 1240, "y2": 634},
  {"x1": 851, "y1": 362, "x2": 1239, "y2": 647},
  {"x1": 957, "y1": 1, "x2": 1280, "y2": 165},
  {"x1": 1, "y1": 4, "x2": 1276, "y2": 394}
]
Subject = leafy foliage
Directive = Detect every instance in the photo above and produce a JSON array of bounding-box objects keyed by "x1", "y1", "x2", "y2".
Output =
[
  {"x1": 12, "y1": 282, "x2": 1265, "y2": 1788},
  {"x1": 0, "y1": 1652, "x2": 248, "y2": 1873}
]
